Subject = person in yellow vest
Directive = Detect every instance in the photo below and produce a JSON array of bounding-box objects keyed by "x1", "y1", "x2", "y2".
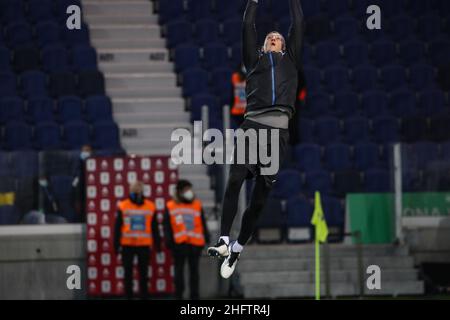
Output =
[
  {"x1": 114, "y1": 180, "x2": 157, "y2": 300},
  {"x1": 155, "y1": 180, "x2": 210, "y2": 300}
]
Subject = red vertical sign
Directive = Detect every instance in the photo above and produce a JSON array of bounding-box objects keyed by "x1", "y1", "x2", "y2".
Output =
[{"x1": 85, "y1": 155, "x2": 178, "y2": 297}]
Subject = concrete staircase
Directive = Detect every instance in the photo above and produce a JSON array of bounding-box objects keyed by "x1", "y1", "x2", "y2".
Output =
[
  {"x1": 82, "y1": 0, "x2": 216, "y2": 215},
  {"x1": 239, "y1": 244, "x2": 425, "y2": 298}
]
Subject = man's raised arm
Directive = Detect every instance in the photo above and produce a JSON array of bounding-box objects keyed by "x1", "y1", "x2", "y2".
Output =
[
  {"x1": 287, "y1": 0, "x2": 305, "y2": 68},
  {"x1": 242, "y1": 0, "x2": 259, "y2": 70}
]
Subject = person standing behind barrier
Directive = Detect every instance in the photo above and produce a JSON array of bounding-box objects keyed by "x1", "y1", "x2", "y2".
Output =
[
  {"x1": 114, "y1": 181, "x2": 157, "y2": 300},
  {"x1": 155, "y1": 180, "x2": 210, "y2": 300}
]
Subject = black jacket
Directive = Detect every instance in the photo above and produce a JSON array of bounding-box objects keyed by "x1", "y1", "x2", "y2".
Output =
[{"x1": 243, "y1": 0, "x2": 304, "y2": 119}]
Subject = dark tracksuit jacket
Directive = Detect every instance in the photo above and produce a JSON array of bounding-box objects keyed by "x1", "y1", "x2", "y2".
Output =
[{"x1": 243, "y1": 0, "x2": 305, "y2": 119}]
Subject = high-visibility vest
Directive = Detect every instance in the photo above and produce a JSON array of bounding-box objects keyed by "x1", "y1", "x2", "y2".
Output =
[
  {"x1": 118, "y1": 198, "x2": 155, "y2": 247},
  {"x1": 231, "y1": 72, "x2": 247, "y2": 116},
  {"x1": 167, "y1": 199, "x2": 206, "y2": 247}
]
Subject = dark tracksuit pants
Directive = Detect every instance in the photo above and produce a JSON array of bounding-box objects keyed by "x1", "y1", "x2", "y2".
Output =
[
  {"x1": 172, "y1": 244, "x2": 202, "y2": 300},
  {"x1": 121, "y1": 245, "x2": 150, "y2": 300}
]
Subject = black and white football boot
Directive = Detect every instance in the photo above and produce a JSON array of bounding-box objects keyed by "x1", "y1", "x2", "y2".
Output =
[
  {"x1": 207, "y1": 238, "x2": 229, "y2": 258},
  {"x1": 220, "y1": 241, "x2": 240, "y2": 279}
]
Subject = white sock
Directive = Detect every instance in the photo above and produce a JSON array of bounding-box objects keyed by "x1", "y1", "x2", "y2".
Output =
[
  {"x1": 231, "y1": 241, "x2": 243, "y2": 253},
  {"x1": 219, "y1": 236, "x2": 229, "y2": 245}
]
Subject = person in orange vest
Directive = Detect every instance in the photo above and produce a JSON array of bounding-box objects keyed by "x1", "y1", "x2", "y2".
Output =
[
  {"x1": 114, "y1": 180, "x2": 157, "y2": 300},
  {"x1": 155, "y1": 180, "x2": 210, "y2": 300},
  {"x1": 230, "y1": 65, "x2": 247, "y2": 127}
]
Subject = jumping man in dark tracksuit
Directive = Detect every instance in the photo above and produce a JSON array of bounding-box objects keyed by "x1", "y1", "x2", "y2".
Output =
[{"x1": 208, "y1": 0, "x2": 304, "y2": 278}]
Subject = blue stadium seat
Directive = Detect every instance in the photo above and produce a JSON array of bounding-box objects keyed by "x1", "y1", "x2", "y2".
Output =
[
  {"x1": 93, "y1": 120, "x2": 120, "y2": 150},
  {"x1": 27, "y1": 0, "x2": 54, "y2": 23},
  {"x1": 409, "y1": 141, "x2": 439, "y2": 170},
  {"x1": 0, "y1": 206, "x2": 20, "y2": 225},
  {"x1": 36, "y1": 21, "x2": 61, "y2": 48},
  {"x1": 0, "y1": 72, "x2": 17, "y2": 97},
  {"x1": 304, "y1": 92, "x2": 331, "y2": 117},
  {"x1": 399, "y1": 39, "x2": 426, "y2": 65},
  {"x1": 3, "y1": 121, "x2": 33, "y2": 150},
  {"x1": 315, "y1": 41, "x2": 341, "y2": 67},
  {"x1": 271, "y1": 170, "x2": 303, "y2": 199},
  {"x1": 361, "y1": 90, "x2": 388, "y2": 117},
  {"x1": 293, "y1": 143, "x2": 322, "y2": 171},
  {"x1": 182, "y1": 67, "x2": 209, "y2": 97},
  {"x1": 78, "y1": 71, "x2": 105, "y2": 97},
  {"x1": 230, "y1": 42, "x2": 242, "y2": 69},
  {"x1": 202, "y1": 42, "x2": 229, "y2": 69},
  {"x1": 322, "y1": 0, "x2": 351, "y2": 16},
  {"x1": 190, "y1": 93, "x2": 219, "y2": 122},
  {"x1": 406, "y1": 0, "x2": 438, "y2": 15},
  {"x1": 324, "y1": 143, "x2": 352, "y2": 171},
  {"x1": 57, "y1": 96, "x2": 83, "y2": 123},
  {"x1": 315, "y1": 116, "x2": 341, "y2": 145},
  {"x1": 158, "y1": 0, "x2": 184, "y2": 25},
  {"x1": 440, "y1": 141, "x2": 450, "y2": 160},
  {"x1": 371, "y1": 39, "x2": 397, "y2": 66},
  {"x1": 0, "y1": 46, "x2": 11, "y2": 71},
  {"x1": 380, "y1": 64, "x2": 407, "y2": 90},
  {"x1": 62, "y1": 22, "x2": 90, "y2": 46},
  {"x1": 324, "y1": 65, "x2": 351, "y2": 93},
  {"x1": 388, "y1": 15, "x2": 415, "y2": 41},
  {"x1": 166, "y1": 19, "x2": 192, "y2": 49},
  {"x1": 175, "y1": 43, "x2": 200, "y2": 73},
  {"x1": 304, "y1": 170, "x2": 333, "y2": 196},
  {"x1": 418, "y1": 14, "x2": 442, "y2": 40},
  {"x1": 402, "y1": 169, "x2": 423, "y2": 192},
  {"x1": 302, "y1": 0, "x2": 321, "y2": 17},
  {"x1": 352, "y1": 64, "x2": 377, "y2": 92},
  {"x1": 1, "y1": 0, "x2": 26, "y2": 24},
  {"x1": 334, "y1": 91, "x2": 360, "y2": 117},
  {"x1": 354, "y1": 0, "x2": 402, "y2": 18},
  {"x1": 429, "y1": 114, "x2": 450, "y2": 142},
  {"x1": 222, "y1": 17, "x2": 241, "y2": 46},
  {"x1": 5, "y1": 22, "x2": 33, "y2": 48},
  {"x1": 48, "y1": 175, "x2": 77, "y2": 222},
  {"x1": 49, "y1": 72, "x2": 77, "y2": 97},
  {"x1": 85, "y1": 95, "x2": 112, "y2": 123},
  {"x1": 303, "y1": 66, "x2": 322, "y2": 92},
  {"x1": 34, "y1": 122, "x2": 62, "y2": 150},
  {"x1": 389, "y1": 89, "x2": 418, "y2": 117},
  {"x1": 364, "y1": 168, "x2": 391, "y2": 192},
  {"x1": 409, "y1": 64, "x2": 435, "y2": 90},
  {"x1": 27, "y1": 97, "x2": 55, "y2": 124},
  {"x1": 372, "y1": 116, "x2": 400, "y2": 143},
  {"x1": 418, "y1": 89, "x2": 446, "y2": 116},
  {"x1": 13, "y1": 46, "x2": 40, "y2": 72},
  {"x1": 0, "y1": 96, "x2": 25, "y2": 124},
  {"x1": 194, "y1": 19, "x2": 219, "y2": 45},
  {"x1": 54, "y1": 0, "x2": 82, "y2": 20},
  {"x1": 322, "y1": 196, "x2": 345, "y2": 240},
  {"x1": 343, "y1": 40, "x2": 369, "y2": 66},
  {"x1": 334, "y1": 170, "x2": 362, "y2": 197},
  {"x1": 256, "y1": 198, "x2": 285, "y2": 243},
  {"x1": 354, "y1": 142, "x2": 381, "y2": 171},
  {"x1": 42, "y1": 44, "x2": 70, "y2": 72},
  {"x1": 285, "y1": 196, "x2": 313, "y2": 242},
  {"x1": 214, "y1": 0, "x2": 243, "y2": 21},
  {"x1": 343, "y1": 116, "x2": 370, "y2": 144},
  {"x1": 72, "y1": 45, "x2": 98, "y2": 71},
  {"x1": 401, "y1": 116, "x2": 428, "y2": 143},
  {"x1": 20, "y1": 70, "x2": 47, "y2": 98},
  {"x1": 10, "y1": 150, "x2": 38, "y2": 178},
  {"x1": 428, "y1": 36, "x2": 450, "y2": 66},
  {"x1": 298, "y1": 118, "x2": 315, "y2": 143},
  {"x1": 64, "y1": 121, "x2": 91, "y2": 150},
  {"x1": 186, "y1": 0, "x2": 213, "y2": 21},
  {"x1": 210, "y1": 67, "x2": 232, "y2": 100},
  {"x1": 334, "y1": 16, "x2": 360, "y2": 42}
]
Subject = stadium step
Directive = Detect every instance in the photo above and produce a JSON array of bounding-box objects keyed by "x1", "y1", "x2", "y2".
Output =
[
  {"x1": 115, "y1": 111, "x2": 189, "y2": 124},
  {"x1": 89, "y1": 25, "x2": 161, "y2": 41},
  {"x1": 112, "y1": 97, "x2": 184, "y2": 113},
  {"x1": 106, "y1": 86, "x2": 181, "y2": 99},
  {"x1": 105, "y1": 73, "x2": 176, "y2": 88},
  {"x1": 95, "y1": 48, "x2": 169, "y2": 64},
  {"x1": 99, "y1": 61, "x2": 173, "y2": 73},
  {"x1": 83, "y1": 1, "x2": 154, "y2": 16},
  {"x1": 93, "y1": 38, "x2": 166, "y2": 50}
]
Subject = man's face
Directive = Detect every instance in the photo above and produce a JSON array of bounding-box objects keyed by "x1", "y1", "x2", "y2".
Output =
[
  {"x1": 264, "y1": 32, "x2": 284, "y2": 53},
  {"x1": 130, "y1": 181, "x2": 143, "y2": 195}
]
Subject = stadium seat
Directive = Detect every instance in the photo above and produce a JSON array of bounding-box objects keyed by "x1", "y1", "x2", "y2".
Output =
[
  {"x1": 354, "y1": 142, "x2": 381, "y2": 171},
  {"x1": 34, "y1": 122, "x2": 63, "y2": 150},
  {"x1": 388, "y1": 15, "x2": 415, "y2": 41},
  {"x1": 322, "y1": 0, "x2": 351, "y2": 16},
  {"x1": 334, "y1": 16, "x2": 360, "y2": 42},
  {"x1": 210, "y1": 67, "x2": 232, "y2": 100},
  {"x1": 42, "y1": 44, "x2": 70, "y2": 72},
  {"x1": 0, "y1": 205, "x2": 20, "y2": 225},
  {"x1": 166, "y1": 19, "x2": 192, "y2": 49},
  {"x1": 72, "y1": 45, "x2": 98, "y2": 71},
  {"x1": 85, "y1": 95, "x2": 113, "y2": 123},
  {"x1": 321, "y1": 195, "x2": 345, "y2": 241},
  {"x1": 401, "y1": 116, "x2": 428, "y2": 143},
  {"x1": 406, "y1": 0, "x2": 437, "y2": 15},
  {"x1": 429, "y1": 114, "x2": 450, "y2": 142},
  {"x1": 364, "y1": 168, "x2": 391, "y2": 192},
  {"x1": 361, "y1": 90, "x2": 388, "y2": 117},
  {"x1": 78, "y1": 71, "x2": 105, "y2": 97},
  {"x1": 334, "y1": 91, "x2": 360, "y2": 117},
  {"x1": 302, "y1": 0, "x2": 321, "y2": 17},
  {"x1": 182, "y1": 67, "x2": 209, "y2": 97},
  {"x1": 202, "y1": 42, "x2": 229, "y2": 70},
  {"x1": 408, "y1": 141, "x2": 439, "y2": 171},
  {"x1": 230, "y1": 42, "x2": 242, "y2": 69},
  {"x1": 190, "y1": 93, "x2": 219, "y2": 122},
  {"x1": 5, "y1": 21, "x2": 32, "y2": 48},
  {"x1": 9, "y1": 151, "x2": 38, "y2": 178},
  {"x1": 304, "y1": 92, "x2": 331, "y2": 117},
  {"x1": 0, "y1": 96, "x2": 25, "y2": 124},
  {"x1": 402, "y1": 169, "x2": 423, "y2": 192},
  {"x1": 293, "y1": 143, "x2": 322, "y2": 171},
  {"x1": 57, "y1": 96, "x2": 83, "y2": 123},
  {"x1": 214, "y1": 0, "x2": 243, "y2": 21},
  {"x1": 418, "y1": 89, "x2": 446, "y2": 116},
  {"x1": 372, "y1": 116, "x2": 400, "y2": 143},
  {"x1": 334, "y1": 170, "x2": 362, "y2": 197},
  {"x1": 343, "y1": 116, "x2": 370, "y2": 144},
  {"x1": 0, "y1": 46, "x2": 11, "y2": 71},
  {"x1": 35, "y1": 21, "x2": 61, "y2": 48},
  {"x1": 271, "y1": 170, "x2": 303, "y2": 199},
  {"x1": 1, "y1": 0, "x2": 26, "y2": 24},
  {"x1": 409, "y1": 64, "x2": 435, "y2": 90},
  {"x1": 286, "y1": 196, "x2": 313, "y2": 242},
  {"x1": 13, "y1": 46, "x2": 40, "y2": 72},
  {"x1": 49, "y1": 72, "x2": 77, "y2": 97},
  {"x1": 64, "y1": 121, "x2": 91, "y2": 150},
  {"x1": 222, "y1": 17, "x2": 242, "y2": 46},
  {"x1": 158, "y1": 0, "x2": 184, "y2": 25},
  {"x1": 174, "y1": 43, "x2": 200, "y2": 73},
  {"x1": 186, "y1": 0, "x2": 213, "y2": 21},
  {"x1": 0, "y1": 72, "x2": 17, "y2": 97},
  {"x1": 298, "y1": 118, "x2": 315, "y2": 143},
  {"x1": 343, "y1": 40, "x2": 369, "y2": 66},
  {"x1": 20, "y1": 70, "x2": 47, "y2": 98},
  {"x1": 315, "y1": 117, "x2": 341, "y2": 145},
  {"x1": 380, "y1": 64, "x2": 407, "y2": 90},
  {"x1": 418, "y1": 14, "x2": 442, "y2": 40},
  {"x1": 27, "y1": 97, "x2": 55, "y2": 124},
  {"x1": 389, "y1": 89, "x2": 418, "y2": 117},
  {"x1": 323, "y1": 65, "x2": 351, "y2": 93},
  {"x1": 352, "y1": 64, "x2": 378, "y2": 92},
  {"x1": 315, "y1": 41, "x2": 341, "y2": 67},
  {"x1": 48, "y1": 175, "x2": 77, "y2": 222},
  {"x1": 399, "y1": 39, "x2": 426, "y2": 66},
  {"x1": 92, "y1": 121, "x2": 121, "y2": 150},
  {"x1": 3, "y1": 121, "x2": 33, "y2": 150},
  {"x1": 194, "y1": 19, "x2": 219, "y2": 45},
  {"x1": 428, "y1": 37, "x2": 450, "y2": 66},
  {"x1": 324, "y1": 143, "x2": 352, "y2": 171},
  {"x1": 304, "y1": 170, "x2": 333, "y2": 196},
  {"x1": 256, "y1": 198, "x2": 285, "y2": 243},
  {"x1": 303, "y1": 66, "x2": 322, "y2": 92},
  {"x1": 370, "y1": 39, "x2": 397, "y2": 66},
  {"x1": 62, "y1": 22, "x2": 90, "y2": 46},
  {"x1": 27, "y1": 0, "x2": 54, "y2": 22}
]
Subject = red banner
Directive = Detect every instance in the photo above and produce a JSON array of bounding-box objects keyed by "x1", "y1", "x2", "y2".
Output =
[{"x1": 85, "y1": 155, "x2": 177, "y2": 297}]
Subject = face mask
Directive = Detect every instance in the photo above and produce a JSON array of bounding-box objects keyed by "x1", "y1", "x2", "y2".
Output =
[
  {"x1": 80, "y1": 152, "x2": 91, "y2": 161},
  {"x1": 182, "y1": 190, "x2": 194, "y2": 202},
  {"x1": 39, "y1": 179, "x2": 48, "y2": 188},
  {"x1": 130, "y1": 192, "x2": 143, "y2": 204}
]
